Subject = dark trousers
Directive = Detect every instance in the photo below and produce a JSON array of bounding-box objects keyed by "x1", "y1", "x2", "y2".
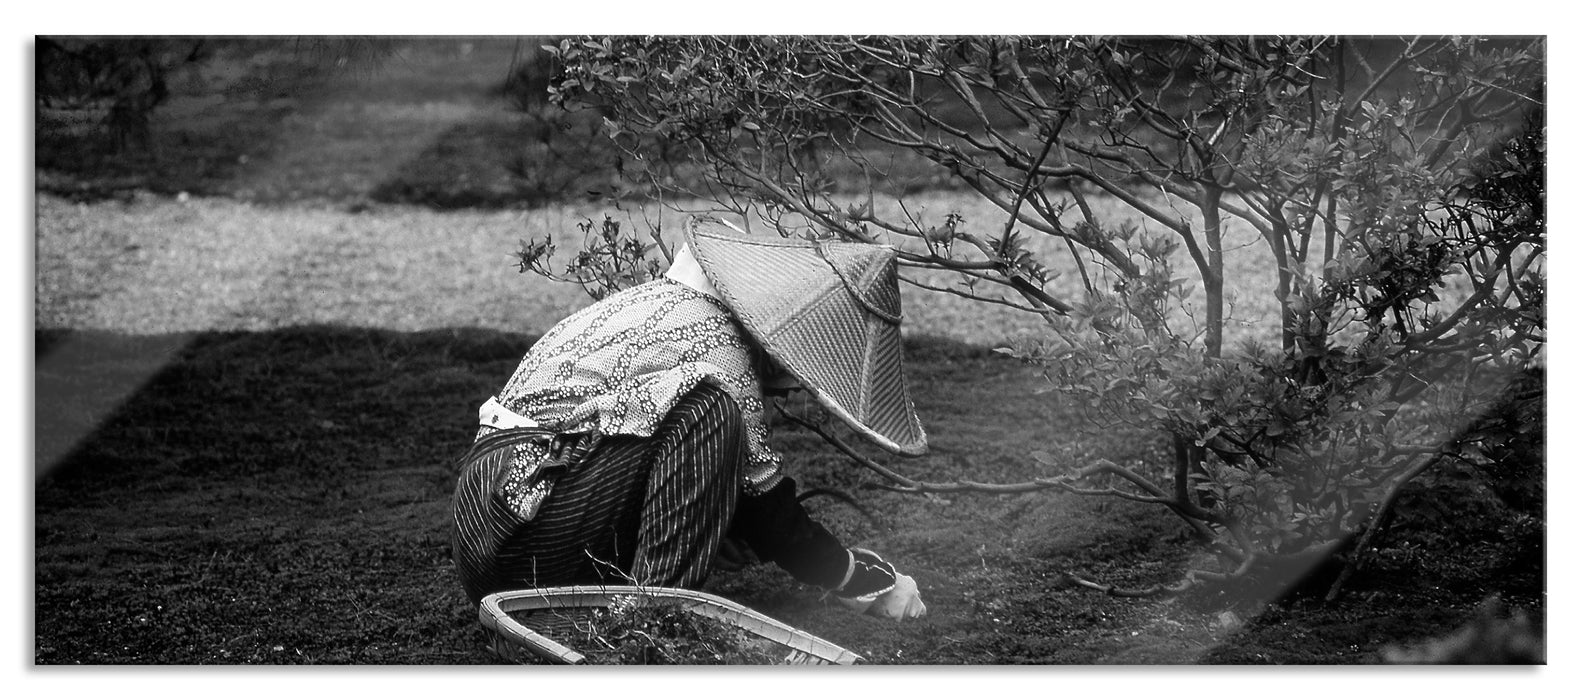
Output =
[{"x1": 452, "y1": 383, "x2": 849, "y2": 604}]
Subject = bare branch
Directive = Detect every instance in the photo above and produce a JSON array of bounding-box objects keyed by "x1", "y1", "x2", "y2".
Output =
[
  {"x1": 899, "y1": 275, "x2": 1049, "y2": 314},
  {"x1": 1326, "y1": 451, "x2": 1444, "y2": 601}
]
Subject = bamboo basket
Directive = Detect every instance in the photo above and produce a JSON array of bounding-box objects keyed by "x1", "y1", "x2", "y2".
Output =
[{"x1": 479, "y1": 585, "x2": 862, "y2": 665}]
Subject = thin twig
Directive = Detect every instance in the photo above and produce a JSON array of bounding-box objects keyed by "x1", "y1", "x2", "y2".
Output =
[
  {"x1": 772, "y1": 404, "x2": 1224, "y2": 544},
  {"x1": 1059, "y1": 571, "x2": 1195, "y2": 598}
]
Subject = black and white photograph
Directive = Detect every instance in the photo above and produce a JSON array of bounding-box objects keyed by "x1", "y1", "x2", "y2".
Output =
[{"x1": 21, "y1": 8, "x2": 1558, "y2": 683}]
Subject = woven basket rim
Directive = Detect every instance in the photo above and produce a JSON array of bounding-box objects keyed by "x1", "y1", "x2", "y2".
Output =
[{"x1": 479, "y1": 585, "x2": 862, "y2": 666}]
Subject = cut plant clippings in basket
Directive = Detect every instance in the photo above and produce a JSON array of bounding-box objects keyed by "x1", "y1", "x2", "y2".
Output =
[{"x1": 478, "y1": 586, "x2": 861, "y2": 665}]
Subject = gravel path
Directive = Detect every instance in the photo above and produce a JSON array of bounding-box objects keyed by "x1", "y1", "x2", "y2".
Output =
[
  {"x1": 36, "y1": 193, "x2": 605, "y2": 336},
  {"x1": 34, "y1": 192, "x2": 1073, "y2": 345}
]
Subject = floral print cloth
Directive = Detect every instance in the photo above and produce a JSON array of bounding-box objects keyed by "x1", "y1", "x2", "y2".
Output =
[{"x1": 495, "y1": 278, "x2": 784, "y2": 494}]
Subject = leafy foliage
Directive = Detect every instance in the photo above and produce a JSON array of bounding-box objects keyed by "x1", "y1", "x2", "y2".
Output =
[
  {"x1": 542, "y1": 36, "x2": 1544, "y2": 597},
  {"x1": 515, "y1": 214, "x2": 669, "y2": 300}
]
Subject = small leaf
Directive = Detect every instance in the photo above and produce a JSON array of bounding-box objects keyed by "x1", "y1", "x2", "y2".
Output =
[{"x1": 1195, "y1": 426, "x2": 1223, "y2": 447}]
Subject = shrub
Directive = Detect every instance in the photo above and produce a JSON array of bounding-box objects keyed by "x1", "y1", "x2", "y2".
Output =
[{"x1": 535, "y1": 36, "x2": 1544, "y2": 599}]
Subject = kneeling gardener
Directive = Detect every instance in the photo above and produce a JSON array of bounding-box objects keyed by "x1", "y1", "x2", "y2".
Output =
[{"x1": 450, "y1": 217, "x2": 928, "y2": 620}]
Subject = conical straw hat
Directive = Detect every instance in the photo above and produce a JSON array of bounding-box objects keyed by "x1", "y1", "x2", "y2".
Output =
[{"x1": 682, "y1": 218, "x2": 927, "y2": 456}]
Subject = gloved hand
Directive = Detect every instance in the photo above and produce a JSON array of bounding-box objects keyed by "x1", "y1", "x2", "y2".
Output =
[
  {"x1": 854, "y1": 571, "x2": 927, "y2": 620},
  {"x1": 831, "y1": 548, "x2": 927, "y2": 620}
]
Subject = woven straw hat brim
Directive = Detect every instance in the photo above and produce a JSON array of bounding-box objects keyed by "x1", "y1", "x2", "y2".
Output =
[{"x1": 683, "y1": 218, "x2": 927, "y2": 456}]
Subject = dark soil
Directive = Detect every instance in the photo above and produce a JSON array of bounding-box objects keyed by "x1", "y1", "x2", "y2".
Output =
[{"x1": 34, "y1": 327, "x2": 1545, "y2": 664}]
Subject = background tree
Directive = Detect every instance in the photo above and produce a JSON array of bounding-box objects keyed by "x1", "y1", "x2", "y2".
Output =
[
  {"x1": 37, "y1": 37, "x2": 197, "y2": 152},
  {"x1": 532, "y1": 36, "x2": 1544, "y2": 598},
  {"x1": 36, "y1": 37, "x2": 398, "y2": 153}
]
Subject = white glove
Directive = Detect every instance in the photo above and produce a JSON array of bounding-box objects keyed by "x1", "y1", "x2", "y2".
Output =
[
  {"x1": 833, "y1": 548, "x2": 927, "y2": 620},
  {"x1": 849, "y1": 573, "x2": 928, "y2": 620}
]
